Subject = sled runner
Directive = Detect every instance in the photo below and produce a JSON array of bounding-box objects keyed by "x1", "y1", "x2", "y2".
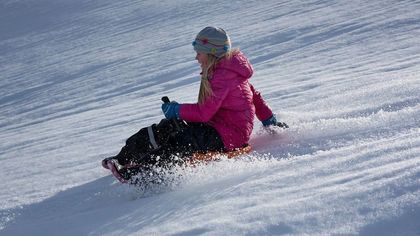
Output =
[{"x1": 189, "y1": 144, "x2": 252, "y2": 163}]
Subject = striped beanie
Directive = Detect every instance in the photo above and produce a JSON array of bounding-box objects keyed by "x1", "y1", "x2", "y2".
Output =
[{"x1": 192, "y1": 26, "x2": 231, "y2": 58}]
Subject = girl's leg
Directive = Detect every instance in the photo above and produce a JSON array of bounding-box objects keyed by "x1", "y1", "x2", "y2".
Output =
[
  {"x1": 107, "y1": 120, "x2": 223, "y2": 168},
  {"x1": 168, "y1": 122, "x2": 224, "y2": 158},
  {"x1": 113, "y1": 118, "x2": 183, "y2": 166}
]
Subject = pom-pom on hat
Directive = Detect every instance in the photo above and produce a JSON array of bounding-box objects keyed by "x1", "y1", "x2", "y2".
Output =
[{"x1": 192, "y1": 26, "x2": 231, "y2": 58}]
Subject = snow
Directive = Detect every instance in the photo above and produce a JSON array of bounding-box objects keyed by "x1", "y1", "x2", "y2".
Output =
[{"x1": 1, "y1": 0, "x2": 419, "y2": 235}]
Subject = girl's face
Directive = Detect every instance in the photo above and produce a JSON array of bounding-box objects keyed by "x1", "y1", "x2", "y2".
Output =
[{"x1": 195, "y1": 52, "x2": 208, "y2": 69}]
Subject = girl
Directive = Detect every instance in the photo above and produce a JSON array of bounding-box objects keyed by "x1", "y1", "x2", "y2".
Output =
[{"x1": 103, "y1": 26, "x2": 287, "y2": 183}]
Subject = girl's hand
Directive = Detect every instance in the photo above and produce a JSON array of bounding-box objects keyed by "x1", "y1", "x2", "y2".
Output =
[
  {"x1": 262, "y1": 115, "x2": 289, "y2": 128},
  {"x1": 161, "y1": 102, "x2": 180, "y2": 119}
]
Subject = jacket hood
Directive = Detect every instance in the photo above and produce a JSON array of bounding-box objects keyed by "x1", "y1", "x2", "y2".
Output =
[{"x1": 216, "y1": 51, "x2": 253, "y2": 79}]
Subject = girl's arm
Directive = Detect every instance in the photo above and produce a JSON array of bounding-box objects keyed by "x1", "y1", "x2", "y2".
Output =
[
  {"x1": 250, "y1": 84, "x2": 273, "y2": 121},
  {"x1": 179, "y1": 70, "x2": 233, "y2": 122}
]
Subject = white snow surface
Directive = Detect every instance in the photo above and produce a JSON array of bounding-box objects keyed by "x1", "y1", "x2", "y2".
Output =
[{"x1": 1, "y1": 0, "x2": 420, "y2": 235}]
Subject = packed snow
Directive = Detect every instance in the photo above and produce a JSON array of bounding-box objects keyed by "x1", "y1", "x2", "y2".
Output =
[{"x1": 1, "y1": 0, "x2": 419, "y2": 235}]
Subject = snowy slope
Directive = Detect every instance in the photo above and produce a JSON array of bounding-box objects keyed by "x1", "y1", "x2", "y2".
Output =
[{"x1": 1, "y1": 0, "x2": 419, "y2": 235}]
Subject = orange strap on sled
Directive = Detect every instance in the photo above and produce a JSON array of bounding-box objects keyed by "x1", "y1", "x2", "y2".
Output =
[{"x1": 190, "y1": 145, "x2": 252, "y2": 163}]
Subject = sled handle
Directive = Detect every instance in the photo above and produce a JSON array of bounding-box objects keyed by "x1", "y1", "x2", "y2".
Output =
[{"x1": 161, "y1": 96, "x2": 170, "y2": 104}]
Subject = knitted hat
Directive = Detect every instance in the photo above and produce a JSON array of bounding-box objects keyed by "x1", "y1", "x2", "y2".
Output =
[{"x1": 192, "y1": 26, "x2": 231, "y2": 58}]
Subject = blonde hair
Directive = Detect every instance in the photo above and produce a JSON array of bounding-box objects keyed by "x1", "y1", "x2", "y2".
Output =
[{"x1": 198, "y1": 49, "x2": 239, "y2": 104}]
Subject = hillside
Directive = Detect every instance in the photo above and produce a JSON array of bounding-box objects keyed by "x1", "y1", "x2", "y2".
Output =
[{"x1": 1, "y1": 0, "x2": 419, "y2": 235}]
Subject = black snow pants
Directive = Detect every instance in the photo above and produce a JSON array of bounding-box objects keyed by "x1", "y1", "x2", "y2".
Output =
[{"x1": 114, "y1": 118, "x2": 224, "y2": 168}]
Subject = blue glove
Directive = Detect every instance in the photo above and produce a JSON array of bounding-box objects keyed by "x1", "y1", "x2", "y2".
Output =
[
  {"x1": 161, "y1": 102, "x2": 180, "y2": 119},
  {"x1": 262, "y1": 115, "x2": 289, "y2": 128},
  {"x1": 262, "y1": 115, "x2": 277, "y2": 126}
]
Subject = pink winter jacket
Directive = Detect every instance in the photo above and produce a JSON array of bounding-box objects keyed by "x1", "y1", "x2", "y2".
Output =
[{"x1": 179, "y1": 51, "x2": 273, "y2": 150}]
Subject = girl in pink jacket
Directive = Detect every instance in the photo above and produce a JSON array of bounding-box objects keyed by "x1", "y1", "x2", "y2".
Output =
[
  {"x1": 162, "y1": 26, "x2": 287, "y2": 150},
  {"x1": 103, "y1": 27, "x2": 287, "y2": 183}
]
